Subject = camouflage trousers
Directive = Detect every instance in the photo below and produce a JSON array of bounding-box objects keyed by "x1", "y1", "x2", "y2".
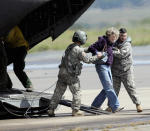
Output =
[
  {"x1": 49, "y1": 77, "x2": 81, "y2": 111},
  {"x1": 112, "y1": 72, "x2": 141, "y2": 105}
]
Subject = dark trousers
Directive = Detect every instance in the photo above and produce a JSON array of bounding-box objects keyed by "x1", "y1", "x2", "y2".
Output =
[
  {"x1": 5, "y1": 46, "x2": 32, "y2": 88},
  {"x1": 0, "y1": 40, "x2": 12, "y2": 90}
]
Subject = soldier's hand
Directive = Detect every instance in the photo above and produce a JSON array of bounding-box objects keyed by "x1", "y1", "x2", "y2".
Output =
[
  {"x1": 112, "y1": 47, "x2": 118, "y2": 51},
  {"x1": 112, "y1": 47, "x2": 120, "y2": 54},
  {"x1": 97, "y1": 52, "x2": 102, "y2": 58},
  {"x1": 82, "y1": 52, "x2": 86, "y2": 57}
]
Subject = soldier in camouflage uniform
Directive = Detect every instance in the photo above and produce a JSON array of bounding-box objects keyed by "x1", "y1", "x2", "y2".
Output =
[
  {"x1": 47, "y1": 30, "x2": 103, "y2": 117},
  {"x1": 111, "y1": 28, "x2": 142, "y2": 112}
]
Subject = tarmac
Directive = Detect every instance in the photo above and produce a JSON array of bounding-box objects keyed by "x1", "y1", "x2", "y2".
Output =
[
  {"x1": 1, "y1": 46, "x2": 150, "y2": 131},
  {"x1": 1, "y1": 64, "x2": 149, "y2": 131}
]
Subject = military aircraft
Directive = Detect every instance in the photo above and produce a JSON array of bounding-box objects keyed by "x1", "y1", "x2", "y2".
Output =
[
  {"x1": 0, "y1": 0, "x2": 110, "y2": 118},
  {"x1": 0, "y1": 0, "x2": 95, "y2": 48}
]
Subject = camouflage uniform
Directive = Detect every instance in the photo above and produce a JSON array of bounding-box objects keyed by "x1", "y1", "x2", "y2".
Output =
[
  {"x1": 49, "y1": 43, "x2": 99, "y2": 111},
  {"x1": 111, "y1": 37, "x2": 140, "y2": 105}
]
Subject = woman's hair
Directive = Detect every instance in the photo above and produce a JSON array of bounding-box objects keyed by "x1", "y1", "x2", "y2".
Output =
[{"x1": 105, "y1": 27, "x2": 119, "y2": 38}]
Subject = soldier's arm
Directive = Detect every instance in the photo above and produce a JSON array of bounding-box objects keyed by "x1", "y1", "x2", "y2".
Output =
[
  {"x1": 81, "y1": 52, "x2": 100, "y2": 64},
  {"x1": 113, "y1": 42, "x2": 131, "y2": 59},
  {"x1": 83, "y1": 47, "x2": 89, "y2": 53},
  {"x1": 75, "y1": 46, "x2": 99, "y2": 64}
]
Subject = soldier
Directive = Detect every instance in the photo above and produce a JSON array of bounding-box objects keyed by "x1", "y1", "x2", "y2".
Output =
[
  {"x1": 4, "y1": 26, "x2": 33, "y2": 92},
  {"x1": 108, "y1": 28, "x2": 142, "y2": 112},
  {"x1": 47, "y1": 30, "x2": 103, "y2": 117}
]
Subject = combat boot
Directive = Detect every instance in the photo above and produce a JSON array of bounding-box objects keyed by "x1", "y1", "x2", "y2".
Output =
[
  {"x1": 72, "y1": 109, "x2": 84, "y2": 116},
  {"x1": 26, "y1": 86, "x2": 34, "y2": 92},
  {"x1": 105, "y1": 107, "x2": 112, "y2": 112},
  {"x1": 47, "y1": 109, "x2": 55, "y2": 117},
  {"x1": 112, "y1": 107, "x2": 124, "y2": 113},
  {"x1": 136, "y1": 104, "x2": 142, "y2": 112}
]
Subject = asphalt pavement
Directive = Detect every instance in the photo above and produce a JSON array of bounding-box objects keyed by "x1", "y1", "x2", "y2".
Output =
[{"x1": 1, "y1": 45, "x2": 150, "y2": 131}]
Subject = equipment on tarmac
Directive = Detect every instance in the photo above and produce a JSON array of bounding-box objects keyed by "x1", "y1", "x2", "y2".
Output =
[
  {"x1": 59, "y1": 99, "x2": 111, "y2": 115},
  {"x1": 0, "y1": 89, "x2": 110, "y2": 118},
  {"x1": 0, "y1": 89, "x2": 52, "y2": 118}
]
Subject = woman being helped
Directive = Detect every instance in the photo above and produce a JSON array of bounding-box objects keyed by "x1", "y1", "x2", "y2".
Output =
[{"x1": 88, "y1": 27, "x2": 122, "y2": 113}]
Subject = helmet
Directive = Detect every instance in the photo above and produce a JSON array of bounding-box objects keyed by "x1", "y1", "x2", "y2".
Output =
[{"x1": 72, "y1": 30, "x2": 87, "y2": 45}]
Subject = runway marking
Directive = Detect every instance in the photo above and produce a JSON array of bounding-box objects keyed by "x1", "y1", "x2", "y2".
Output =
[{"x1": 7, "y1": 60, "x2": 150, "y2": 70}]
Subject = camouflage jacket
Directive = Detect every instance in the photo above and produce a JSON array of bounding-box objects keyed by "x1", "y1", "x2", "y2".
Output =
[
  {"x1": 111, "y1": 37, "x2": 133, "y2": 76},
  {"x1": 58, "y1": 43, "x2": 98, "y2": 84}
]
